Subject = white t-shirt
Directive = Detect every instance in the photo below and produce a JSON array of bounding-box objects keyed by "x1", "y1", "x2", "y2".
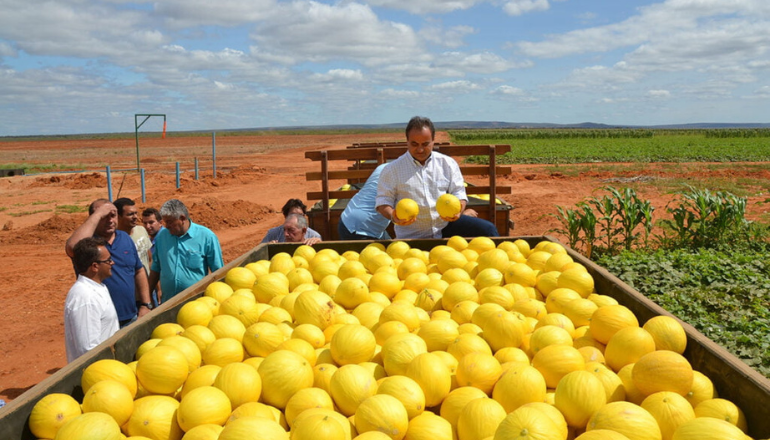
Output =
[
  {"x1": 131, "y1": 225, "x2": 152, "y2": 273},
  {"x1": 64, "y1": 275, "x2": 119, "y2": 362}
]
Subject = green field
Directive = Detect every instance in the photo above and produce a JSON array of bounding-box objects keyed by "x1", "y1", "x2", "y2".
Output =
[{"x1": 450, "y1": 128, "x2": 770, "y2": 163}]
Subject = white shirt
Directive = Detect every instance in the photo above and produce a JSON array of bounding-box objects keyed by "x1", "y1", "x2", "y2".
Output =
[
  {"x1": 130, "y1": 225, "x2": 152, "y2": 273},
  {"x1": 376, "y1": 151, "x2": 467, "y2": 239},
  {"x1": 64, "y1": 275, "x2": 119, "y2": 362}
]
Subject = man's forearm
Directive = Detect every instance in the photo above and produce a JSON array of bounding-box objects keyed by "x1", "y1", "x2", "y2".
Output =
[
  {"x1": 135, "y1": 269, "x2": 151, "y2": 303},
  {"x1": 376, "y1": 205, "x2": 394, "y2": 221},
  {"x1": 65, "y1": 217, "x2": 100, "y2": 257},
  {"x1": 148, "y1": 270, "x2": 160, "y2": 296}
]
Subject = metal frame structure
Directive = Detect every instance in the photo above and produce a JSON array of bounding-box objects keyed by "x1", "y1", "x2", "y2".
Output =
[{"x1": 134, "y1": 114, "x2": 166, "y2": 170}]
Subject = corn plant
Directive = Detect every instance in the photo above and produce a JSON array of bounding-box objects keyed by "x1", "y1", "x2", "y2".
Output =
[{"x1": 549, "y1": 206, "x2": 583, "y2": 251}]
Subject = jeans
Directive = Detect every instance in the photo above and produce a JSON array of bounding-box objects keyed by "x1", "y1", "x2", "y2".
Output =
[
  {"x1": 338, "y1": 219, "x2": 391, "y2": 240},
  {"x1": 119, "y1": 314, "x2": 138, "y2": 329},
  {"x1": 441, "y1": 215, "x2": 499, "y2": 238}
]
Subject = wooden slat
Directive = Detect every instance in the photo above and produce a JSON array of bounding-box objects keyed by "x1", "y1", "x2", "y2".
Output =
[
  {"x1": 306, "y1": 170, "x2": 376, "y2": 181},
  {"x1": 459, "y1": 166, "x2": 512, "y2": 176},
  {"x1": 305, "y1": 148, "x2": 406, "y2": 161},
  {"x1": 306, "y1": 190, "x2": 361, "y2": 200},
  {"x1": 465, "y1": 186, "x2": 512, "y2": 195},
  {"x1": 437, "y1": 144, "x2": 511, "y2": 156}
]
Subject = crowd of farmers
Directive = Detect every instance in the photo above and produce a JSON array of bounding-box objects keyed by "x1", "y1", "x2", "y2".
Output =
[{"x1": 64, "y1": 116, "x2": 500, "y2": 362}]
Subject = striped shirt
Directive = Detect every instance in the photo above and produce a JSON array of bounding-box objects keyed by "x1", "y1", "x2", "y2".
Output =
[{"x1": 376, "y1": 151, "x2": 467, "y2": 239}]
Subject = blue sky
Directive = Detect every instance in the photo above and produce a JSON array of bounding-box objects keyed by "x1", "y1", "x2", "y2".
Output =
[{"x1": 0, "y1": 0, "x2": 768, "y2": 136}]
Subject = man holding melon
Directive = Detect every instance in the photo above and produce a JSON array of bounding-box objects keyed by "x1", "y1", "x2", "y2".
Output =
[{"x1": 375, "y1": 116, "x2": 499, "y2": 239}]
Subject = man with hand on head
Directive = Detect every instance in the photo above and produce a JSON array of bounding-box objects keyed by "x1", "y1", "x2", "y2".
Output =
[
  {"x1": 64, "y1": 237, "x2": 120, "y2": 362},
  {"x1": 148, "y1": 199, "x2": 224, "y2": 304},
  {"x1": 375, "y1": 116, "x2": 499, "y2": 239},
  {"x1": 65, "y1": 199, "x2": 152, "y2": 327}
]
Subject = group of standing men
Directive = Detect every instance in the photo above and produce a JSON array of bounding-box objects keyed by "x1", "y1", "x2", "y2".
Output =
[{"x1": 63, "y1": 198, "x2": 223, "y2": 362}]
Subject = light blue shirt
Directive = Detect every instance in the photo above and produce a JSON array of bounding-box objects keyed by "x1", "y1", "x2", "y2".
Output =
[
  {"x1": 151, "y1": 222, "x2": 223, "y2": 302},
  {"x1": 340, "y1": 164, "x2": 391, "y2": 239},
  {"x1": 376, "y1": 151, "x2": 467, "y2": 239}
]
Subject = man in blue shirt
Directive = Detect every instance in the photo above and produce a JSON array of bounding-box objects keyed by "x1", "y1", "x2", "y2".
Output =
[
  {"x1": 338, "y1": 163, "x2": 392, "y2": 240},
  {"x1": 148, "y1": 199, "x2": 224, "y2": 304},
  {"x1": 65, "y1": 199, "x2": 152, "y2": 327}
]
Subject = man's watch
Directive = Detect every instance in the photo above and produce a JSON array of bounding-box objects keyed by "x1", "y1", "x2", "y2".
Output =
[{"x1": 139, "y1": 302, "x2": 153, "y2": 310}]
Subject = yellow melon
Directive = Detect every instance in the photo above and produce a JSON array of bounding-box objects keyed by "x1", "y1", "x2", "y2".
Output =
[
  {"x1": 405, "y1": 352, "x2": 452, "y2": 407},
  {"x1": 604, "y1": 327, "x2": 656, "y2": 372},
  {"x1": 531, "y1": 344, "x2": 586, "y2": 389},
  {"x1": 554, "y1": 370, "x2": 607, "y2": 428},
  {"x1": 436, "y1": 193, "x2": 462, "y2": 219},
  {"x1": 214, "y1": 362, "x2": 262, "y2": 409},
  {"x1": 475, "y1": 268, "x2": 504, "y2": 289},
  {"x1": 196, "y1": 296, "x2": 221, "y2": 315},
  {"x1": 398, "y1": 258, "x2": 429, "y2": 281},
  {"x1": 446, "y1": 333, "x2": 493, "y2": 360},
  {"x1": 313, "y1": 363, "x2": 338, "y2": 395},
  {"x1": 457, "y1": 398, "x2": 507, "y2": 440},
  {"x1": 563, "y1": 298, "x2": 599, "y2": 328},
  {"x1": 404, "y1": 412, "x2": 452, "y2": 440},
  {"x1": 205, "y1": 281, "x2": 234, "y2": 303},
  {"x1": 283, "y1": 387, "x2": 335, "y2": 428},
  {"x1": 641, "y1": 391, "x2": 695, "y2": 440},
  {"x1": 529, "y1": 325, "x2": 573, "y2": 354},
  {"x1": 81, "y1": 379, "x2": 134, "y2": 427},
  {"x1": 395, "y1": 198, "x2": 419, "y2": 222},
  {"x1": 632, "y1": 351, "x2": 693, "y2": 396},
  {"x1": 575, "y1": 430, "x2": 632, "y2": 440},
  {"x1": 493, "y1": 406, "x2": 564, "y2": 440},
  {"x1": 218, "y1": 416, "x2": 287, "y2": 440},
  {"x1": 335, "y1": 277, "x2": 371, "y2": 310},
  {"x1": 671, "y1": 417, "x2": 747, "y2": 440},
  {"x1": 589, "y1": 305, "x2": 639, "y2": 345},
  {"x1": 81, "y1": 359, "x2": 138, "y2": 397},
  {"x1": 182, "y1": 325, "x2": 217, "y2": 353},
  {"x1": 28, "y1": 393, "x2": 83, "y2": 439},
  {"x1": 180, "y1": 364, "x2": 222, "y2": 399},
  {"x1": 292, "y1": 410, "x2": 349, "y2": 440},
  {"x1": 586, "y1": 401, "x2": 662, "y2": 440},
  {"x1": 439, "y1": 387, "x2": 489, "y2": 429},
  {"x1": 53, "y1": 412, "x2": 121, "y2": 440},
  {"x1": 181, "y1": 423, "x2": 224, "y2": 440},
  {"x1": 126, "y1": 395, "x2": 184, "y2": 440},
  {"x1": 294, "y1": 290, "x2": 336, "y2": 330},
  {"x1": 416, "y1": 319, "x2": 459, "y2": 352},
  {"x1": 253, "y1": 272, "x2": 290, "y2": 304},
  {"x1": 355, "y1": 395, "x2": 410, "y2": 440},
  {"x1": 157, "y1": 335, "x2": 203, "y2": 373},
  {"x1": 330, "y1": 364, "x2": 378, "y2": 417},
  {"x1": 376, "y1": 375, "x2": 426, "y2": 420},
  {"x1": 454, "y1": 352, "x2": 502, "y2": 395},
  {"x1": 643, "y1": 316, "x2": 687, "y2": 354},
  {"x1": 492, "y1": 364, "x2": 547, "y2": 413},
  {"x1": 557, "y1": 268, "x2": 595, "y2": 297},
  {"x1": 136, "y1": 345, "x2": 189, "y2": 395},
  {"x1": 617, "y1": 363, "x2": 646, "y2": 405},
  {"x1": 177, "y1": 300, "x2": 214, "y2": 328},
  {"x1": 331, "y1": 324, "x2": 376, "y2": 365},
  {"x1": 225, "y1": 266, "x2": 257, "y2": 290},
  {"x1": 684, "y1": 370, "x2": 717, "y2": 407},
  {"x1": 151, "y1": 322, "x2": 185, "y2": 339},
  {"x1": 694, "y1": 398, "x2": 748, "y2": 433},
  {"x1": 585, "y1": 362, "x2": 626, "y2": 403},
  {"x1": 176, "y1": 386, "x2": 232, "y2": 432},
  {"x1": 381, "y1": 332, "x2": 428, "y2": 377},
  {"x1": 511, "y1": 298, "x2": 547, "y2": 320},
  {"x1": 242, "y1": 322, "x2": 287, "y2": 358},
  {"x1": 258, "y1": 349, "x2": 314, "y2": 409},
  {"x1": 545, "y1": 288, "x2": 582, "y2": 314},
  {"x1": 207, "y1": 314, "x2": 247, "y2": 341}
]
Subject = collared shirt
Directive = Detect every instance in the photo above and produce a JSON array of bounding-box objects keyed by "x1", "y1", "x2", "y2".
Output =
[
  {"x1": 376, "y1": 151, "x2": 467, "y2": 239},
  {"x1": 130, "y1": 225, "x2": 152, "y2": 274},
  {"x1": 261, "y1": 225, "x2": 322, "y2": 243},
  {"x1": 151, "y1": 222, "x2": 223, "y2": 302},
  {"x1": 149, "y1": 225, "x2": 165, "y2": 257},
  {"x1": 103, "y1": 230, "x2": 144, "y2": 321},
  {"x1": 64, "y1": 275, "x2": 119, "y2": 363},
  {"x1": 340, "y1": 163, "x2": 391, "y2": 239}
]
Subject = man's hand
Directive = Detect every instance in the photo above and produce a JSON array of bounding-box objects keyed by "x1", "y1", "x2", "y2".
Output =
[
  {"x1": 93, "y1": 202, "x2": 116, "y2": 219},
  {"x1": 392, "y1": 210, "x2": 417, "y2": 226},
  {"x1": 303, "y1": 237, "x2": 321, "y2": 246},
  {"x1": 463, "y1": 208, "x2": 478, "y2": 218},
  {"x1": 440, "y1": 212, "x2": 462, "y2": 222},
  {"x1": 138, "y1": 305, "x2": 151, "y2": 318}
]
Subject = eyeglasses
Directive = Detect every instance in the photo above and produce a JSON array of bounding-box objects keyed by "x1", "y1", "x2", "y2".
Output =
[{"x1": 95, "y1": 257, "x2": 113, "y2": 265}]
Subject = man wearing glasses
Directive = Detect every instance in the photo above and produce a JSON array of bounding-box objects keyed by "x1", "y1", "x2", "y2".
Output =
[
  {"x1": 65, "y1": 199, "x2": 152, "y2": 327},
  {"x1": 64, "y1": 237, "x2": 119, "y2": 362}
]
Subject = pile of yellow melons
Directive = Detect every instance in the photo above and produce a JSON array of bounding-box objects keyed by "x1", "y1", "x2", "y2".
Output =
[{"x1": 29, "y1": 237, "x2": 757, "y2": 440}]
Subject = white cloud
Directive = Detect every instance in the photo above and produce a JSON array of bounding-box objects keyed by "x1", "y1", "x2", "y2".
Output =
[
  {"x1": 429, "y1": 80, "x2": 481, "y2": 92},
  {"x1": 157, "y1": 0, "x2": 277, "y2": 28},
  {"x1": 492, "y1": 85, "x2": 525, "y2": 95},
  {"x1": 348, "y1": 0, "x2": 482, "y2": 14},
  {"x1": 420, "y1": 25, "x2": 476, "y2": 49},
  {"x1": 251, "y1": 2, "x2": 427, "y2": 67},
  {"x1": 647, "y1": 89, "x2": 671, "y2": 99},
  {"x1": 378, "y1": 88, "x2": 422, "y2": 99},
  {"x1": 750, "y1": 85, "x2": 770, "y2": 98},
  {"x1": 503, "y1": 0, "x2": 550, "y2": 16},
  {"x1": 311, "y1": 69, "x2": 365, "y2": 82}
]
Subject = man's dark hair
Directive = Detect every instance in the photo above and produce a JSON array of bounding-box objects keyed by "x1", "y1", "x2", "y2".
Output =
[
  {"x1": 281, "y1": 199, "x2": 308, "y2": 217},
  {"x1": 142, "y1": 207, "x2": 161, "y2": 221},
  {"x1": 405, "y1": 116, "x2": 435, "y2": 140},
  {"x1": 73, "y1": 236, "x2": 106, "y2": 274},
  {"x1": 88, "y1": 198, "x2": 112, "y2": 215},
  {"x1": 113, "y1": 197, "x2": 135, "y2": 216}
]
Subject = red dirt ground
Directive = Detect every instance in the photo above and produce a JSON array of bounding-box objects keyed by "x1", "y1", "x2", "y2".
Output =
[{"x1": 1, "y1": 132, "x2": 768, "y2": 403}]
